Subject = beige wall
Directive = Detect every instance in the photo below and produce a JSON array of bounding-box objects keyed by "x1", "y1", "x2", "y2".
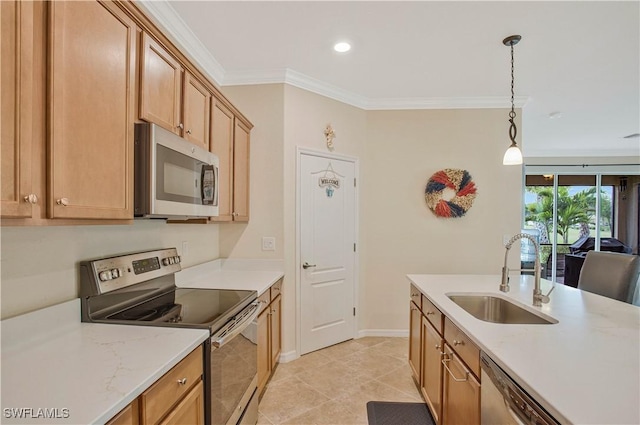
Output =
[
  {"x1": 362, "y1": 109, "x2": 523, "y2": 331},
  {"x1": 0, "y1": 221, "x2": 219, "y2": 319},
  {"x1": 218, "y1": 84, "x2": 285, "y2": 259}
]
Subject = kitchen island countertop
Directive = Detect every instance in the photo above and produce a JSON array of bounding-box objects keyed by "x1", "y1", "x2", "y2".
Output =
[
  {"x1": 1, "y1": 299, "x2": 209, "y2": 425},
  {"x1": 407, "y1": 274, "x2": 640, "y2": 425}
]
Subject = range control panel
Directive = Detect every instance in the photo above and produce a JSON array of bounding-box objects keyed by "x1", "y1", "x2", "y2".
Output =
[{"x1": 81, "y1": 248, "x2": 181, "y2": 295}]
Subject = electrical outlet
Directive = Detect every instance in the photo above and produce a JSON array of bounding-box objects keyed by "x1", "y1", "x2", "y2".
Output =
[{"x1": 262, "y1": 237, "x2": 276, "y2": 251}]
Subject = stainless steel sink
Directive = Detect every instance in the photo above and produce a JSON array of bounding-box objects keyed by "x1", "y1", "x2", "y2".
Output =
[{"x1": 447, "y1": 294, "x2": 558, "y2": 325}]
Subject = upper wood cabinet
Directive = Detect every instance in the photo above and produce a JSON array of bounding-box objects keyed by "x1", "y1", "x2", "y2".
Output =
[
  {"x1": 210, "y1": 99, "x2": 234, "y2": 221},
  {"x1": 140, "y1": 33, "x2": 212, "y2": 151},
  {"x1": 48, "y1": 0, "x2": 136, "y2": 219},
  {"x1": 232, "y1": 120, "x2": 251, "y2": 221},
  {"x1": 139, "y1": 32, "x2": 182, "y2": 135},
  {"x1": 1, "y1": 1, "x2": 35, "y2": 218},
  {"x1": 183, "y1": 72, "x2": 211, "y2": 150},
  {"x1": 210, "y1": 100, "x2": 251, "y2": 222}
]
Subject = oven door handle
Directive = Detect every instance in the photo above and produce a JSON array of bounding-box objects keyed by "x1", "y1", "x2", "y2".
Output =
[{"x1": 211, "y1": 302, "x2": 260, "y2": 349}]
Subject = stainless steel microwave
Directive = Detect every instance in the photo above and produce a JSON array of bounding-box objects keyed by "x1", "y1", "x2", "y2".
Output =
[{"x1": 134, "y1": 123, "x2": 219, "y2": 219}]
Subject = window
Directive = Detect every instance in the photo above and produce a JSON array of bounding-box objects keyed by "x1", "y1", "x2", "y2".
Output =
[{"x1": 523, "y1": 171, "x2": 638, "y2": 286}]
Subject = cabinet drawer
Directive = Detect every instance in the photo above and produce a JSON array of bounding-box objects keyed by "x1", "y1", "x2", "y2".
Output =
[
  {"x1": 141, "y1": 346, "x2": 203, "y2": 425},
  {"x1": 444, "y1": 317, "x2": 480, "y2": 378},
  {"x1": 270, "y1": 279, "x2": 283, "y2": 302},
  {"x1": 257, "y1": 290, "x2": 271, "y2": 314},
  {"x1": 410, "y1": 284, "x2": 422, "y2": 310},
  {"x1": 422, "y1": 295, "x2": 443, "y2": 334}
]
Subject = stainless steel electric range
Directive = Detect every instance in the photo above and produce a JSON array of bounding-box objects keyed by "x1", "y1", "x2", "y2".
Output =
[{"x1": 80, "y1": 248, "x2": 259, "y2": 425}]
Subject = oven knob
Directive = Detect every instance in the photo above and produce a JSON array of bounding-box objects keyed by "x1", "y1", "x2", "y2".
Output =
[
  {"x1": 162, "y1": 258, "x2": 171, "y2": 266},
  {"x1": 174, "y1": 256, "x2": 181, "y2": 264},
  {"x1": 98, "y1": 270, "x2": 112, "y2": 281},
  {"x1": 110, "y1": 268, "x2": 120, "y2": 278}
]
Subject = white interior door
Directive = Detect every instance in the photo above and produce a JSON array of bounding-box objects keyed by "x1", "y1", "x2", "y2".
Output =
[{"x1": 299, "y1": 152, "x2": 357, "y2": 355}]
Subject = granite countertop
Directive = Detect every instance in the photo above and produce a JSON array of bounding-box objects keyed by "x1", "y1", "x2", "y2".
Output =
[
  {"x1": 1, "y1": 299, "x2": 209, "y2": 425},
  {"x1": 407, "y1": 274, "x2": 640, "y2": 425},
  {"x1": 175, "y1": 259, "x2": 284, "y2": 295}
]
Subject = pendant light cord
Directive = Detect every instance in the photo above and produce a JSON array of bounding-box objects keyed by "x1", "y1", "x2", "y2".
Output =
[{"x1": 508, "y1": 41, "x2": 517, "y2": 144}]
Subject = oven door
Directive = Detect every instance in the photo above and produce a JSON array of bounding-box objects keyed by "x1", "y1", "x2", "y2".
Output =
[{"x1": 209, "y1": 302, "x2": 260, "y2": 425}]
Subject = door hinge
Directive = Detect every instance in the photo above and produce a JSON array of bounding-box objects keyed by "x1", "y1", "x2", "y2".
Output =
[
  {"x1": 353, "y1": 243, "x2": 356, "y2": 252},
  {"x1": 353, "y1": 307, "x2": 356, "y2": 316}
]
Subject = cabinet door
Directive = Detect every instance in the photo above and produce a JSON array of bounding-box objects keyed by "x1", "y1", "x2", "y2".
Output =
[
  {"x1": 232, "y1": 120, "x2": 250, "y2": 221},
  {"x1": 270, "y1": 294, "x2": 282, "y2": 368},
  {"x1": 158, "y1": 380, "x2": 204, "y2": 425},
  {"x1": 106, "y1": 401, "x2": 139, "y2": 425},
  {"x1": 140, "y1": 32, "x2": 182, "y2": 135},
  {"x1": 409, "y1": 301, "x2": 422, "y2": 383},
  {"x1": 49, "y1": 0, "x2": 135, "y2": 219},
  {"x1": 256, "y1": 306, "x2": 271, "y2": 394},
  {"x1": 1, "y1": 0, "x2": 35, "y2": 218},
  {"x1": 442, "y1": 345, "x2": 480, "y2": 425},
  {"x1": 210, "y1": 99, "x2": 234, "y2": 221},
  {"x1": 421, "y1": 316, "x2": 443, "y2": 424},
  {"x1": 183, "y1": 72, "x2": 210, "y2": 150}
]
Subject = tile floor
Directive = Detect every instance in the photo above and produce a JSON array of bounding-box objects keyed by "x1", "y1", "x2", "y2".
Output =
[{"x1": 257, "y1": 337, "x2": 423, "y2": 425}]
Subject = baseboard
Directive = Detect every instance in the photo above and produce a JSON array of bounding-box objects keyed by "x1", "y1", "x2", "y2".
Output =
[
  {"x1": 357, "y1": 329, "x2": 409, "y2": 338},
  {"x1": 278, "y1": 350, "x2": 298, "y2": 364}
]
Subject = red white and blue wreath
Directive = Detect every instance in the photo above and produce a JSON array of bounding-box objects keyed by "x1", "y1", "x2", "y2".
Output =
[{"x1": 425, "y1": 169, "x2": 477, "y2": 218}]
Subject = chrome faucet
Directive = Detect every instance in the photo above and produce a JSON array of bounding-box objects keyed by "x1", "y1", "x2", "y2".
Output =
[{"x1": 501, "y1": 233, "x2": 554, "y2": 307}]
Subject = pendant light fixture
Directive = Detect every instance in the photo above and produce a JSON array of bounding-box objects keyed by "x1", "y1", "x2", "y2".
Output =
[{"x1": 502, "y1": 35, "x2": 523, "y2": 165}]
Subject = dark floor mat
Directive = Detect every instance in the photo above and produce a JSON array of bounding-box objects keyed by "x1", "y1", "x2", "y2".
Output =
[{"x1": 366, "y1": 401, "x2": 435, "y2": 425}]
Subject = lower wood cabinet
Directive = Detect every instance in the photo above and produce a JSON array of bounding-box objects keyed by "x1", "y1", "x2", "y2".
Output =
[
  {"x1": 106, "y1": 402, "x2": 139, "y2": 425},
  {"x1": 106, "y1": 345, "x2": 204, "y2": 425},
  {"x1": 409, "y1": 300, "x2": 422, "y2": 382},
  {"x1": 421, "y1": 316, "x2": 443, "y2": 424},
  {"x1": 257, "y1": 279, "x2": 283, "y2": 396},
  {"x1": 409, "y1": 288, "x2": 481, "y2": 425},
  {"x1": 442, "y1": 345, "x2": 480, "y2": 425}
]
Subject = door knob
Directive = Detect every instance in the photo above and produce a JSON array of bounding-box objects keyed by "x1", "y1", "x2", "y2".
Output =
[
  {"x1": 56, "y1": 198, "x2": 69, "y2": 206},
  {"x1": 302, "y1": 262, "x2": 316, "y2": 269}
]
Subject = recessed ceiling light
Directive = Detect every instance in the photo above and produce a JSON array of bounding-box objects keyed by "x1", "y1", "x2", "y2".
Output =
[{"x1": 334, "y1": 42, "x2": 351, "y2": 53}]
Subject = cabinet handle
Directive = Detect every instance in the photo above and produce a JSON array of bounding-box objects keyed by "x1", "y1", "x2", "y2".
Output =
[
  {"x1": 442, "y1": 357, "x2": 469, "y2": 382},
  {"x1": 426, "y1": 311, "x2": 435, "y2": 316},
  {"x1": 411, "y1": 292, "x2": 419, "y2": 297},
  {"x1": 177, "y1": 378, "x2": 187, "y2": 385},
  {"x1": 435, "y1": 344, "x2": 441, "y2": 350},
  {"x1": 186, "y1": 129, "x2": 192, "y2": 134},
  {"x1": 271, "y1": 308, "x2": 276, "y2": 313},
  {"x1": 23, "y1": 194, "x2": 38, "y2": 204},
  {"x1": 452, "y1": 339, "x2": 464, "y2": 347},
  {"x1": 260, "y1": 300, "x2": 269, "y2": 305},
  {"x1": 302, "y1": 262, "x2": 316, "y2": 269},
  {"x1": 56, "y1": 198, "x2": 69, "y2": 206},
  {"x1": 178, "y1": 123, "x2": 184, "y2": 129},
  {"x1": 232, "y1": 212, "x2": 238, "y2": 217},
  {"x1": 273, "y1": 286, "x2": 280, "y2": 292}
]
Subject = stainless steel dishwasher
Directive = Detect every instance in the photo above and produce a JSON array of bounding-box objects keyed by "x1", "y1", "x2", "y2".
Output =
[{"x1": 481, "y1": 352, "x2": 560, "y2": 425}]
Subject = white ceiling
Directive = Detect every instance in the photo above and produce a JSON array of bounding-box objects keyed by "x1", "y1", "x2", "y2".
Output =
[{"x1": 143, "y1": 1, "x2": 640, "y2": 158}]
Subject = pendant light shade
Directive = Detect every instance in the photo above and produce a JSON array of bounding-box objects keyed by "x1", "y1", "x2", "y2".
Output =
[
  {"x1": 503, "y1": 143, "x2": 523, "y2": 165},
  {"x1": 502, "y1": 35, "x2": 523, "y2": 165}
]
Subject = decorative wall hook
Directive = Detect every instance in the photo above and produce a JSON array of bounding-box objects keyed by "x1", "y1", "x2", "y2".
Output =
[{"x1": 324, "y1": 124, "x2": 335, "y2": 151}]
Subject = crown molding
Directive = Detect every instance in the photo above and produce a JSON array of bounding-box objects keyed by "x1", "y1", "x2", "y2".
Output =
[
  {"x1": 136, "y1": 0, "x2": 226, "y2": 86},
  {"x1": 138, "y1": 0, "x2": 530, "y2": 111}
]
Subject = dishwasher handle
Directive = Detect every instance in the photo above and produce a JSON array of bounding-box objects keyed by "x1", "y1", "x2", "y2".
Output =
[{"x1": 211, "y1": 302, "x2": 260, "y2": 349}]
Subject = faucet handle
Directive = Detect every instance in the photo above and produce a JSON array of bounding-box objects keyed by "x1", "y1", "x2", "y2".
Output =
[{"x1": 540, "y1": 285, "x2": 555, "y2": 304}]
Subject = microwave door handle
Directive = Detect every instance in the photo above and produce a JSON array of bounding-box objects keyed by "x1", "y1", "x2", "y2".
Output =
[
  {"x1": 200, "y1": 164, "x2": 215, "y2": 204},
  {"x1": 213, "y1": 165, "x2": 219, "y2": 206}
]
